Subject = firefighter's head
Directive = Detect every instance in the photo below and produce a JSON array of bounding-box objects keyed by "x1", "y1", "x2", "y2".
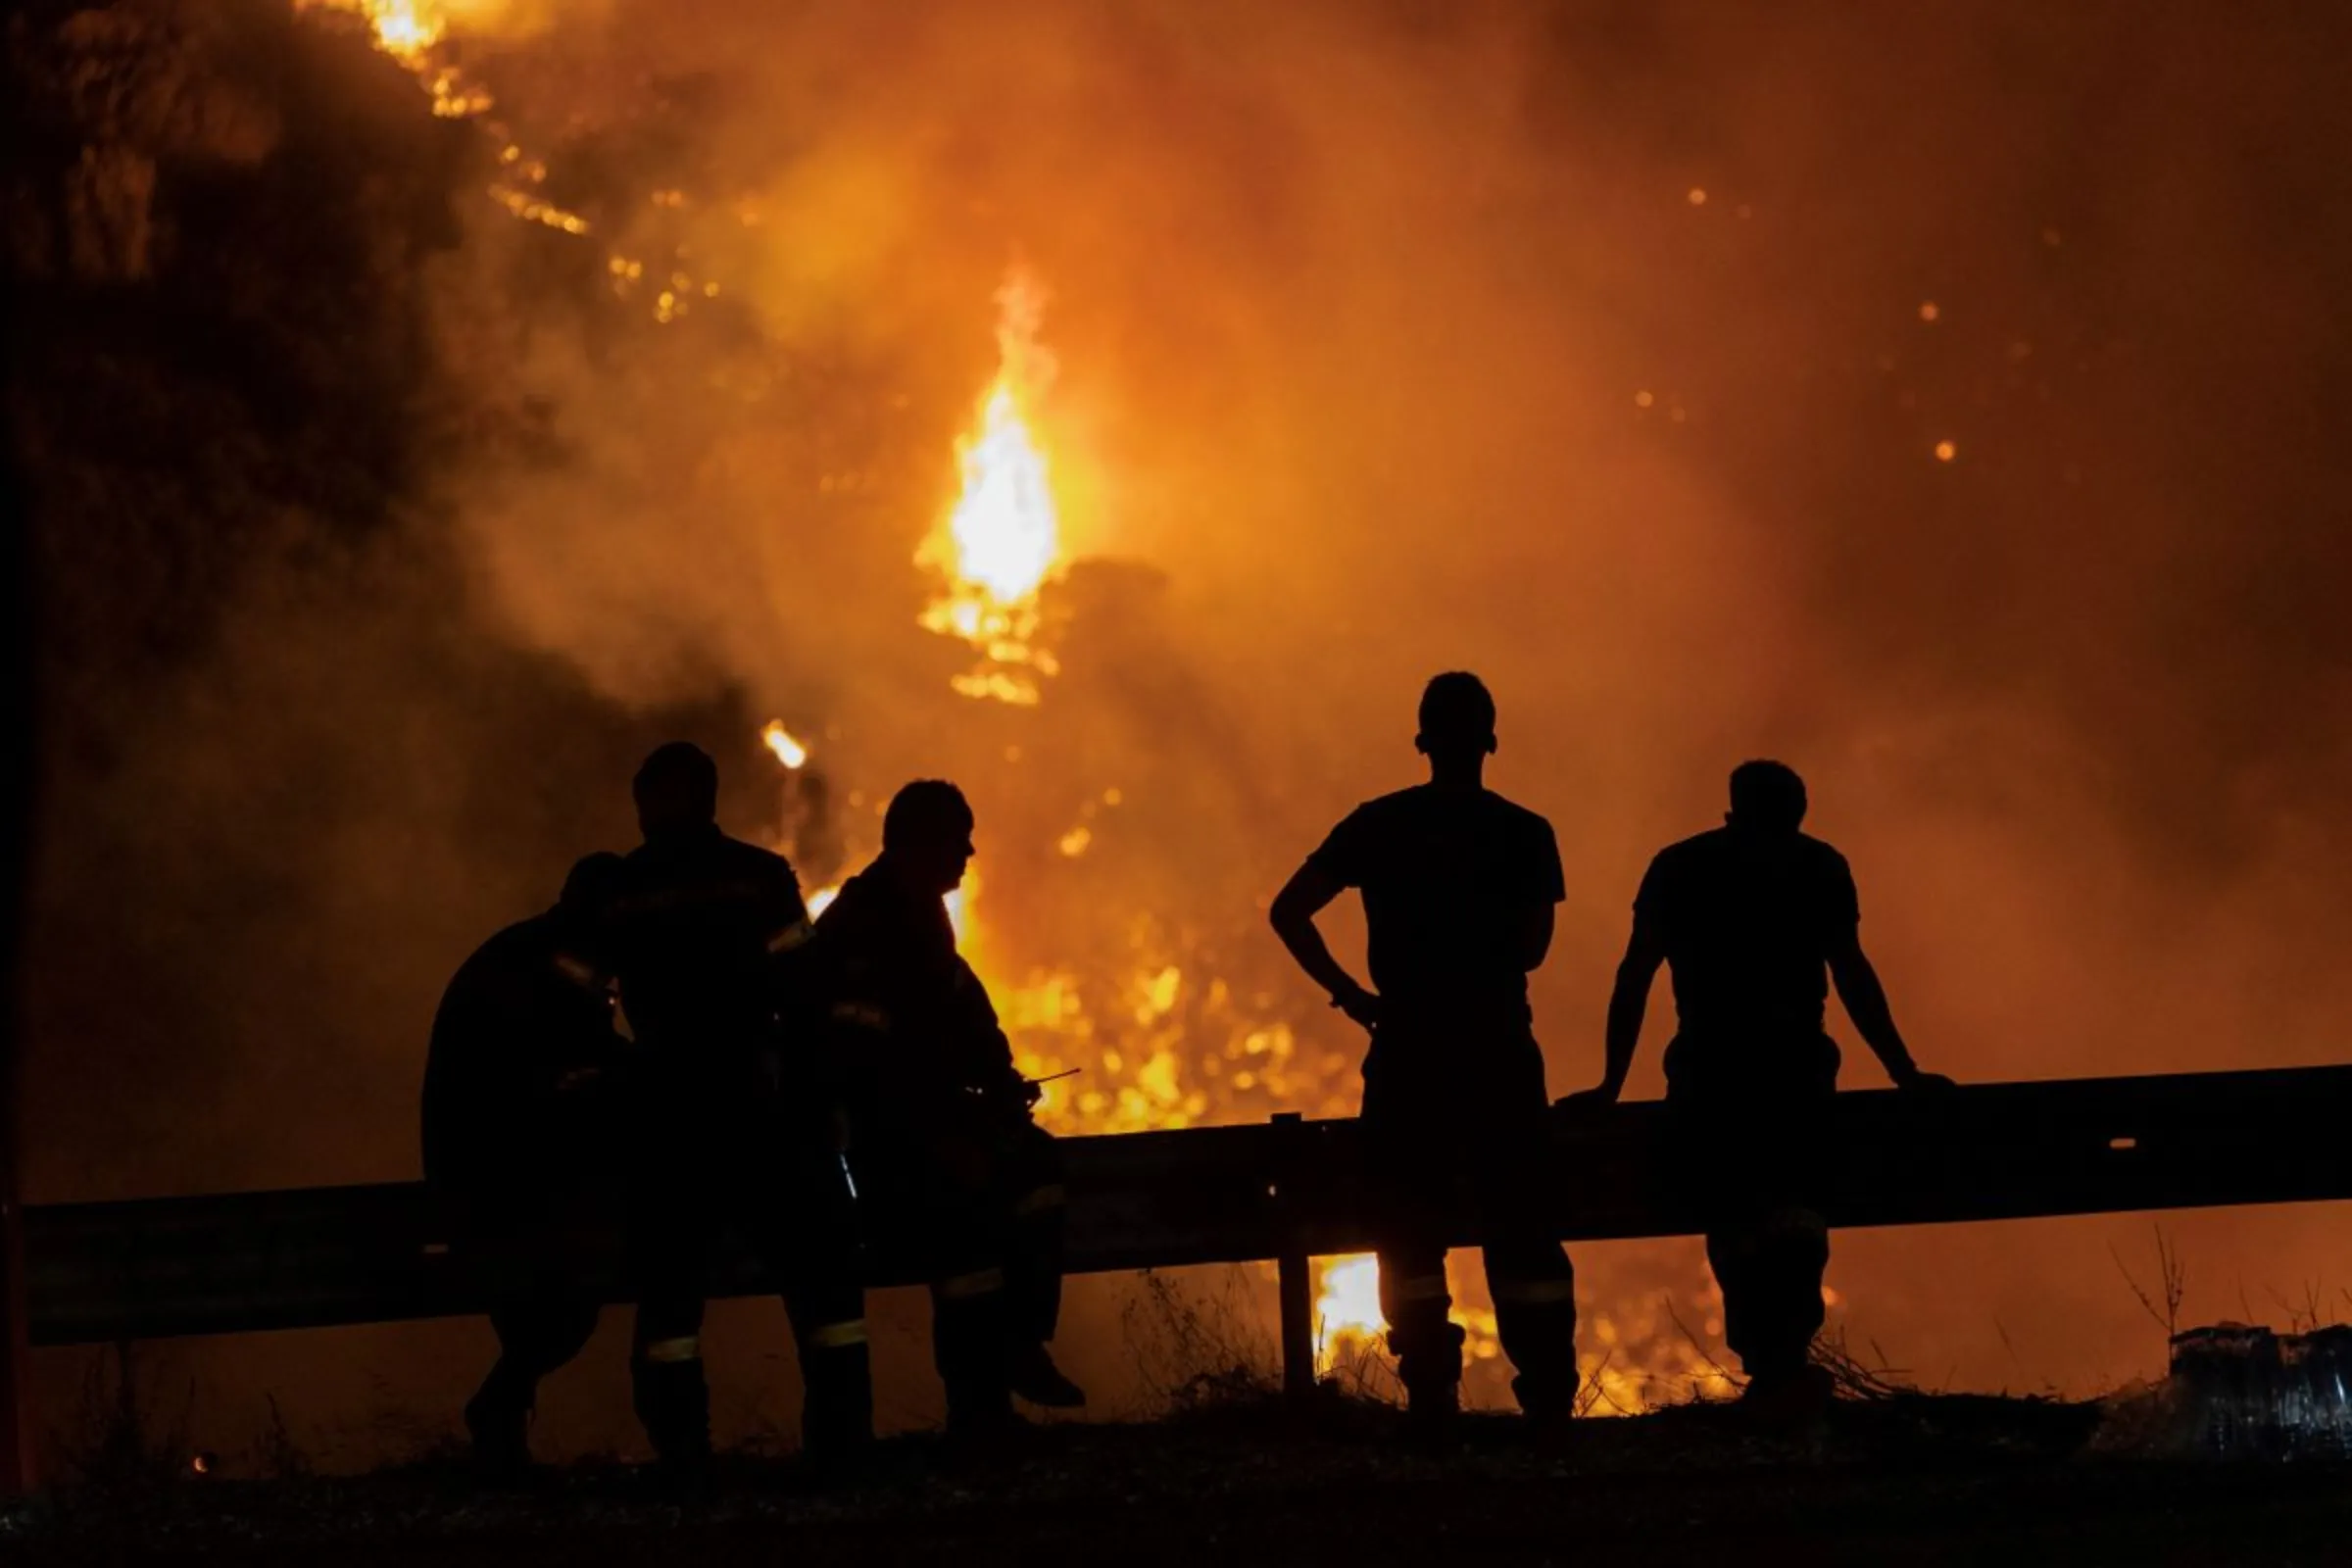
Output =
[
  {"x1": 882, "y1": 779, "x2": 975, "y2": 897},
  {"x1": 633, "y1": 742, "x2": 718, "y2": 841},
  {"x1": 552, "y1": 851, "x2": 626, "y2": 966},
  {"x1": 1415, "y1": 670, "x2": 1497, "y2": 765},
  {"x1": 1727, "y1": 760, "x2": 1808, "y2": 834}
]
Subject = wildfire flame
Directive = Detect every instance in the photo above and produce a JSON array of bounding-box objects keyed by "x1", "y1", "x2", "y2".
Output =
[
  {"x1": 301, "y1": 1, "x2": 596, "y2": 228},
  {"x1": 918, "y1": 271, "x2": 1064, "y2": 704}
]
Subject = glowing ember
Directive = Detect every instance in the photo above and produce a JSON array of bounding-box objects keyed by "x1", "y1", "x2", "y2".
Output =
[
  {"x1": 918, "y1": 270, "x2": 1064, "y2": 704},
  {"x1": 760, "y1": 721, "x2": 810, "y2": 770}
]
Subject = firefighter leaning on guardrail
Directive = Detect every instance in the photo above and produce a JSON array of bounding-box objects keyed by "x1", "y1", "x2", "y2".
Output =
[
  {"x1": 421, "y1": 852, "x2": 630, "y2": 1473},
  {"x1": 1566, "y1": 760, "x2": 1952, "y2": 1421},
  {"x1": 1271, "y1": 672, "x2": 1583, "y2": 1433},
  {"x1": 604, "y1": 742, "x2": 873, "y2": 1472},
  {"x1": 810, "y1": 779, "x2": 1083, "y2": 1439}
]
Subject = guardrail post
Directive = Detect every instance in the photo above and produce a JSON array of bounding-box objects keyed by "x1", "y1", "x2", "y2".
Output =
[
  {"x1": 1, "y1": 448, "x2": 32, "y2": 1492},
  {"x1": 1271, "y1": 1112, "x2": 1314, "y2": 1400},
  {"x1": 0, "y1": 1177, "x2": 25, "y2": 1494}
]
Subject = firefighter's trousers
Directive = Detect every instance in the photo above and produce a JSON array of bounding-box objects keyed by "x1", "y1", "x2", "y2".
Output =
[
  {"x1": 624, "y1": 1091, "x2": 871, "y2": 1464},
  {"x1": 1360, "y1": 1026, "x2": 1579, "y2": 1418},
  {"x1": 453, "y1": 1196, "x2": 605, "y2": 1433},
  {"x1": 853, "y1": 1102, "x2": 1066, "y2": 1432},
  {"x1": 1664, "y1": 1032, "x2": 1839, "y2": 1386}
]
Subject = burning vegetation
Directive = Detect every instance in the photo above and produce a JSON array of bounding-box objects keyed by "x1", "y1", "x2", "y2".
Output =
[{"x1": 18, "y1": 0, "x2": 2352, "y2": 1469}]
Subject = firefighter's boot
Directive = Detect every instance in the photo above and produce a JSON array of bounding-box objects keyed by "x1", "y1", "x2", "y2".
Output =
[
  {"x1": 934, "y1": 1268, "x2": 1018, "y2": 1438},
  {"x1": 463, "y1": 1377, "x2": 534, "y2": 1478},
  {"x1": 632, "y1": 1337, "x2": 713, "y2": 1473},
  {"x1": 799, "y1": 1317, "x2": 877, "y2": 1465},
  {"x1": 1008, "y1": 1341, "x2": 1086, "y2": 1409}
]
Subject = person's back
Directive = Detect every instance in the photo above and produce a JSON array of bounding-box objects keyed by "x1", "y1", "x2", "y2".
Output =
[
  {"x1": 1639, "y1": 824, "x2": 1857, "y2": 1051},
  {"x1": 421, "y1": 913, "x2": 616, "y2": 1200},
  {"x1": 1312, "y1": 783, "x2": 1561, "y2": 1037},
  {"x1": 611, "y1": 825, "x2": 806, "y2": 1069}
]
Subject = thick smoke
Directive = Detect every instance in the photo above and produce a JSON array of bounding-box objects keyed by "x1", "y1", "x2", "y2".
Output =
[
  {"x1": 457, "y1": 0, "x2": 2352, "y2": 1380},
  {"x1": 15, "y1": 0, "x2": 2352, "y2": 1461}
]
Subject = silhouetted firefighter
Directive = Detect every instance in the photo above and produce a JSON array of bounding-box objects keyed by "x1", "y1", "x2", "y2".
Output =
[
  {"x1": 1272, "y1": 673, "x2": 1580, "y2": 1431},
  {"x1": 605, "y1": 742, "x2": 871, "y2": 1471},
  {"x1": 1568, "y1": 760, "x2": 1952, "y2": 1416},
  {"x1": 812, "y1": 780, "x2": 1082, "y2": 1438},
  {"x1": 421, "y1": 853, "x2": 627, "y2": 1473}
]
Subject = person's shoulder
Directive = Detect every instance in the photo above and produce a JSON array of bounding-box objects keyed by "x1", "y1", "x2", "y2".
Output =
[
  {"x1": 1477, "y1": 789, "x2": 1556, "y2": 837},
  {"x1": 716, "y1": 831, "x2": 801, "y2": 883},
  {"x1": 1654, "y1": 826, "x2": 1729, "y2": 866},
  {"x1": 1351, "y1": 786, "x2": 1423, "y2": 820},
  {"x1": 1793, "y1": 832, "x2": 1855, "y2": 886},
  {"x1": 440, "y1": 918, "x2": 549, "y2": 1008},
  {"x1": 1793, "y1": 831, "x2": 1851, "y2": 871},
  {"x1": 474, "y1": 916, "x2": 551, "y2": 964},
  {"x1": 814, "y1": 868, "x2": 884, "y2": 928},
  {"x1": 1320, "y1": 787, "x2": 1415, "y2": 843}
]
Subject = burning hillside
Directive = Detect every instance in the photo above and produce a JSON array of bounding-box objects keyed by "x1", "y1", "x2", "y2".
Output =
[{"x1": 18, "y1": 0, "x2": 2352, "y2": 1468}]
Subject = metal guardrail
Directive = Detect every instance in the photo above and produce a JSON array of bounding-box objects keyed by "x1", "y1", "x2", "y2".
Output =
[{"x1": 24, "y1": 1066, "x2": 2352, "y2": 1388}]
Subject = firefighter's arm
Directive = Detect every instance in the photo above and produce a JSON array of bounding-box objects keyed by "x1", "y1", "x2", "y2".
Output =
[
  {"x1": 950, "y1": 958, "x2": 1033, "y2": 1107},
  {"x1": 1565, "y1": 912, "x2": 1665, "y2": 1108},
  {"x1": 1827, "y1": 930, "x2": 1946, "y2": 1089},
  {"x1": 1270, "y1": 859, "x2": 1379, "y2": 1030}
]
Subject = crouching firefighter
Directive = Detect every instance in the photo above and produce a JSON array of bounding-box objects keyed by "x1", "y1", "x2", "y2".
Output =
[
  {"x1": 1271, "y1": 673, "x2": 1582, "y2": 1432},
  {"x1": 812, "y1": 779, "x2": 1082, "y2": 1437},
  {"x1": 605, "y1": 741, "x2": 873, "y2": 1471},
  {"x1": 421, "y1": 852, "x2": 629, "y2": 1473}
]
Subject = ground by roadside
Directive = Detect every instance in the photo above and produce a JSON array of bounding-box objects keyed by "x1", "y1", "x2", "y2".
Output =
[{"x1": 5, "y1": 1391, "x2": 2344, "y2": 1567}]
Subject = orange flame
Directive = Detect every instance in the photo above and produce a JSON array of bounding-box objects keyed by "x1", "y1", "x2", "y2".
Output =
[{"x1": 918, "y1": 270, "x2": 1064, "y2": 704}]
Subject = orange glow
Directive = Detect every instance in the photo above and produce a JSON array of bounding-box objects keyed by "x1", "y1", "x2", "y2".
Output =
[
  {"x1": 1315, "y1": 1254, "x2": 1386, "y2": 1368},
  {"x1": 318, "y1": 0, "x2": 443, "y2": 62}
]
